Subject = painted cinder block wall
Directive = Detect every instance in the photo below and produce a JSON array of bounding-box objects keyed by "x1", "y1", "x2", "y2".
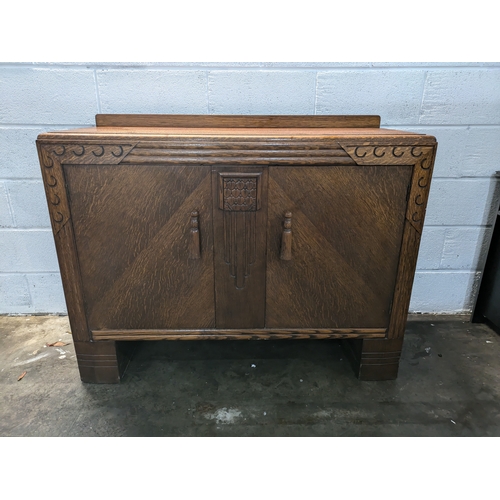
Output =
[{"x1": 1, "y1": 62, "x2": 499, "y2": 314}]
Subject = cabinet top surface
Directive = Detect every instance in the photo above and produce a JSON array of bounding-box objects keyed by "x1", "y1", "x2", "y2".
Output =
[
  {"x1": 37, "y1": 114, "x2": 436, "y2": 144},
  {"x1": 39, "y1": 126, "x2": 430, "y2": 139}
]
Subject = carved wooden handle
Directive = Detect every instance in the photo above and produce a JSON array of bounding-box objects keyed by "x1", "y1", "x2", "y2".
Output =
[
  {"x1": 280, "y1": 211, "x2": 292, "y2": 260},
  {"x1": 189, "y1": 210, "x2": 201, "y2": 259}
]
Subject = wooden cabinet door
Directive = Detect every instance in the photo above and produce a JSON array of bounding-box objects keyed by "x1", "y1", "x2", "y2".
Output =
[
  {"x1": 65, "y1": 164, "x2": 215, "y2": 330},
  {"x1": 266, "y1": 166, "x2": 412, "y2": 328}
]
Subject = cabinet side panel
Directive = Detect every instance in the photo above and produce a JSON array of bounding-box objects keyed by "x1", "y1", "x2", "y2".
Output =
[
  {"x1": 387, "y1": 220, "x2": 421, "y2": 338},
  {"x1": 65, "y1": 164, "x2": 215, "y2": 330},
  {"x1": 36, "y1": 143, "x2": 90, "y2": 342},
  {"x1": 266, "y1": 166, "x2": 412, "y2": 328},
  {"x1": 388, "y1": 146, "x2": 437, "y2": 338},
  {"x1": 52, "y1": 219, "x2": 92, "y2": 341}
]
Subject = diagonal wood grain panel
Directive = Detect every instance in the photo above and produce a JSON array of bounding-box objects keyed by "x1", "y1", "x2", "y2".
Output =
[
  {"x1": 267, "y1": 177, "x2": 383, "y2": 327},
  {"x1": 273, "y1": 166, "x2": 412, "y2": 298},
  {"x1": 266, "y1": 166, "x2": 411, "y2": 328},
  {"x1": 66, "y1": 165, "x2": 214, "y2": 330}
]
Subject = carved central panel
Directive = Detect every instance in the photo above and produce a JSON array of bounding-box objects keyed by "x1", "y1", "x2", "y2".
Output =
[
  {"x1": 218, "y1": 172, "x2": 262, "y2": 289},
  {"x1": 218, "y1": 172, "x2": 262, "y2": 212},
  {"x1": 223, "y1": 177, "x2": 257, "y2": 211}
]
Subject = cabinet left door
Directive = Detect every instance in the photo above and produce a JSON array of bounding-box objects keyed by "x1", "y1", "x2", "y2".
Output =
[{"x1": 64, "y1": 164, "x2": 215, "y2": 331}]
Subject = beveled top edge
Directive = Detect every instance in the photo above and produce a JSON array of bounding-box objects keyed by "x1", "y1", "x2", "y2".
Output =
[{"x1": 37, "y1": 126, "x2": 436, "y2": 143}]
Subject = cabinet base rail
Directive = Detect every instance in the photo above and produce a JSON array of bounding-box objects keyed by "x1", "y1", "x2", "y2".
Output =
[{"x1": 91, "y1": 328, "x2": 387, "y2": 341}]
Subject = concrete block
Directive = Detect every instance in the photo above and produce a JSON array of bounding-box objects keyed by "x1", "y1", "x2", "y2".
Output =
[
  {"x1": 416, "y1": 227, "x2": 446, "y2": 270},
  {"x1": 0, "y1": 230, "x2": 59, "y2": 272},
  {"x1": 0, "y1": 182, "x2": 14, "y2": 227},
  {"x1": 208, "y1": 71, "x2": 316, "y2": 114},
  {"x1": 0, "y1": 127, "x2": 64, "y2": 179},
  {"x1": 0, "y1": 274, "x2": 32, "y2": 314},
  {"x1": 97, "y1": 70, "x2": 208, "y2": 114},
  {"x1": 0, "y1": 68, "x2": 97, "y2": 124},
  {"x1": 403, "y1": 126, "x2": 500, "y2": 178},
  {"x1": 430, "y1": 127, "x2": 466, "y2": 178},
  {"x1": 316, "y1": 70, "x2": 425, "y2": 125},
  {"x1": 27, "y1": 273, "x2": 66, "y2": 314},
  {"x1": 425, "y1": 179, "x2": 500, "y2": 226},
  {"x1": 440, "y1": 227, "x2": 493, "y2": 271},
  {"x1": 461, "y1": 127, "x2": 500, "y2": 177},
  {"x1": 416, "y1": 226, "x2": 492, "y2": 272},
  {"x1": 6, "y1": 181, "x2": 50, "y2": 228},
  {"x1": 420, "y1": 69, "x2": 500, "y2": 124},
  {"x1": 409, "y1": 271, "x2": 479, "y2": 313}
]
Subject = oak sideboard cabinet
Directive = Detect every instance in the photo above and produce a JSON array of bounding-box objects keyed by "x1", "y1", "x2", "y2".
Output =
[{"x1": 36, "y1": 114, "x2": 437, "y2": 383}]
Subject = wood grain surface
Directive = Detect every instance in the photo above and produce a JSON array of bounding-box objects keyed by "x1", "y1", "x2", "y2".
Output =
[
  {"x1": 92, "y1": 328, "x2": 387, "y2": 341},
  {"x1": 96, "y1": 114, "x2": 382, "y2": 128},
  {"x1": 65, "y1": 164, "x2": 215, "y2": 330},
  {"x1": 266, "y1": 166, "x2": 412, "y2": 328}
]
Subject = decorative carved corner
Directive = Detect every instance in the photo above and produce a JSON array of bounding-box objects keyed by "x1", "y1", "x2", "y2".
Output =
[
  {"x1": 339, "y1": 144, "x2": 435, "y2": 234},
  {"x1": 42, "y1": 143, "x2": 135, "y2": 165},
  {"x1": 405, "y1": 149, "x2": 434, "y2": 233},
  {"x1": 39, "y1": 147, "x2": 70, "y2": 233},
  {"x1": 39, "y1": 142, "x2": 136, "y2": 233},
  {"x1": 340, "y1": 145, "x2": 433, "y2": 166}
]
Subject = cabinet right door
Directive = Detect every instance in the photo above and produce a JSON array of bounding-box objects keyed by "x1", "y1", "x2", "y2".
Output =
[{"x1": 266, "y1": 165, "x2": 413, "y2": 329}]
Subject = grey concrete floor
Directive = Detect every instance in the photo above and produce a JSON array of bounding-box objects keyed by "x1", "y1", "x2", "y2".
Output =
[{"x1": 0, "y1": 314, "x2": 499, "y2": 436}]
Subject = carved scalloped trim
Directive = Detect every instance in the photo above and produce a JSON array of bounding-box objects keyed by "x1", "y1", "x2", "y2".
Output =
[
  {"x1": 406, "y1": 150, "x2": 434, "y2": 233},
  {"x1": 40, "y1": 148, "x2": 70, "y2": 233},
  {"x1": 340, "y1": 145, "x2": 434, "y2": 166},
  {"x1": 42, "y1": 143, "x2": 135, "y2": 165},
  {"x1": 339, "y1": 144, "x2": 435, "y2": 234}
]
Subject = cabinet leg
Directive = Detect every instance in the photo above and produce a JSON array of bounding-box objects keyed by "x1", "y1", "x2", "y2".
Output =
[
  {"x1": 74, "y1": 341, "x2": 135, "y2": 384},
  {"x1": 341, "y1": 338, "x2": 403, "y2": 381}
]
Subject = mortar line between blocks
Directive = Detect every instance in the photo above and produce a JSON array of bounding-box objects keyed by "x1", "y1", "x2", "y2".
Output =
[
  {"x1": 387, "y1": 124, "x2": 500, "y2": 129},
  {"x1": 4, "y1": 183, "x2": 17, "y2": 227},
  {"x1": 438, "y1": 227, "x2": 450, "y2": 269},
  {"x1": 313, "y1": 71, "x2": 319, "y2": 115},
  {"x1": 94, "y1": 69, "x2": 102, "y2": 114},
  {"x1": 23, "y1": 274, "x2": 34, "y2": 312},
  {"x1": 3, "y1": 123, "x2": 499, "y2": 130},
  {"x1": 0, "y1": 124, "x2": 94, "y2": 129},
  {"x1": 415, "y1": 270, "x2": 478, "y2": 274},
  {"x1": 0, "y1": 179, "x2": 16, "y2": 227},
  {"x1": 0, "y1": 228, "x2": 53, "y2": 232},
  {"x1": 432, "y1": 177, "x2": 497, "y2": 181},
  {"x1": 0, "y1": 272, "x2": 61, "y2": 275},
  {"x1": 424, "y1": 224, "x2": 492, "y2": 228},
  {"x1": 417, "y1": 70, "x2": 428, "y2": 125},
  {"x1": 3, "y1": 179, "x2": 44, "y2": 184},
  {"x1": 0, "y1": 178, "x2": 45, "y2": 182},
  {"x1": 1, "y1": 63, "x2": 499, "y2": 70},
  {"x1": 205, "y1": 71, "x2": 210, "y2": 114}
]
